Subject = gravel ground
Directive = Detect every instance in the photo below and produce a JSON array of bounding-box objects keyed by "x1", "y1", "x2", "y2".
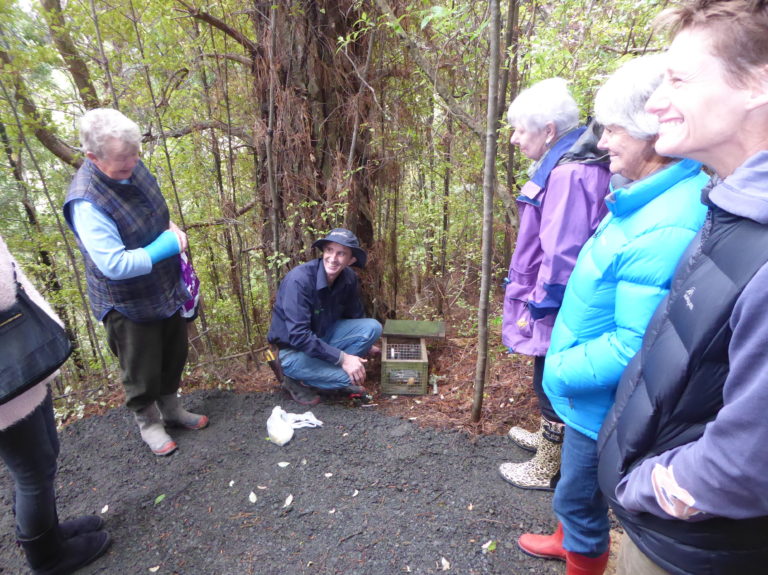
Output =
[{"x1": 0, "y1": 388, "x2": 567, "y2": 575}]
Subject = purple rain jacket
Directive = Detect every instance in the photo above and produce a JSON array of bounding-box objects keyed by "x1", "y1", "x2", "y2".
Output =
[{"x1": 502, "y1": 125, "x2": 611, "y2": 357}]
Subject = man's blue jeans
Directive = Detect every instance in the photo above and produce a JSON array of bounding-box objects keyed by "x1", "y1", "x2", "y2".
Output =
[
  {"x1": 553, "y1": 425, "x2": 610, "y2": 557},
  {"x1": 279, "y1": 318, "x2": 382, "y2": 390}
]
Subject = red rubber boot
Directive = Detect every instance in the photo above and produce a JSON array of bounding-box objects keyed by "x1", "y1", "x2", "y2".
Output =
[
  {"x1": 565, "y1": 549, "x2": 609, "y2": 575},
  {"x1": 517, "y1": 523, "x2": 566, "y2": 561}
]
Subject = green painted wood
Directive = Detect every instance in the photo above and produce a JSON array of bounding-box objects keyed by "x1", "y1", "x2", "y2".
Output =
[{"x1": 382, "y1": 319, "x2": 445, "y2": 338}]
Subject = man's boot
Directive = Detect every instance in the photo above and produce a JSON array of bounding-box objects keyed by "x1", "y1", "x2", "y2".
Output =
[
  {"x1": 18, "y1": 524, "x2": 111, "y2": 575},
  {"x1": 498, "y1": 418, "x2": 564, "y2": 490},
  {"x1": 566, "y1": 550, "x2": 609, "y2": 575},
  {"x1": 517, "y1": 522, "x2": 566, "y2": 561},
  {"x1": 282, "y1": 375, "x2": 321, "y2": 406},
  {"x1": 157, "y1": 393, "x2": 209, "y2": 430},
  {"x1": 134, "y1": 403, "x2": 177, "y2": 456},
  {"x1": 508, "y1": 417, "x2": 545, "y2": 452}
]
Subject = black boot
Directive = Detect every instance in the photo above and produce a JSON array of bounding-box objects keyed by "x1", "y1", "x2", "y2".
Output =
[
  {"x1": 59, "y1": 515, "x2": 105, "y2": 540},
  {"x1": 18, "y1": 524, "x2": 111, "y2": 575}
]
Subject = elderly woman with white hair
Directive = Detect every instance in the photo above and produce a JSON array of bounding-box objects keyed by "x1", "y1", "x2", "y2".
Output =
[
  {"x1": 514, "y1": 56, "x2": 709, "y2": 575},
  {"x1": 499, "y1": 78, "x2": 611, "y2": 491},
  {"x1": 63, "y1": 109, "x2": 208, "y2": 457}
]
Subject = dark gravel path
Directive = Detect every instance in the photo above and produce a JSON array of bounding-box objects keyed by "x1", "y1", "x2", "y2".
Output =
[{"x1": 0, "y1": 389, "x2": 564, "y2": 575}]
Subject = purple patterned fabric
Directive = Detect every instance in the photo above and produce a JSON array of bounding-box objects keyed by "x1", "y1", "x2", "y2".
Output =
[{"x1": 180, "y1": 252, "x2": 200, "y2": 320}]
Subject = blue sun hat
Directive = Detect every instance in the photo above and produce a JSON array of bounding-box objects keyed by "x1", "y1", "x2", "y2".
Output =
[{"x1": 311, "y1": 228, "x2": 367, "y2": 268}]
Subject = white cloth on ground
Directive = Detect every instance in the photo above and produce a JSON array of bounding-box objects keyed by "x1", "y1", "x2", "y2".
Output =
[{"x1": 267, "y1": 406, "x2": 324, "y2": 446}]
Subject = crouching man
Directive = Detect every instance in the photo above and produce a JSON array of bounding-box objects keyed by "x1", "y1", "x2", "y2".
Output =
[{"x1": 268, "y1": 229, "x2": 382, "y2": 405}]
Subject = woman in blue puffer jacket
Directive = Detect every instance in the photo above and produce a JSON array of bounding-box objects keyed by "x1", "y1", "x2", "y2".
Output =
[{"x1": 514, "y1": 56, "x2": 709, "y2": 575}]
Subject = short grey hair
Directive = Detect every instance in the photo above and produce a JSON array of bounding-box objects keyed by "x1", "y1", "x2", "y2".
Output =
[
  {"x1": 594, "y1": 55, "x2": 664, "y2": 140},
  {"x1": 79, "y1": 108, "x2": 142, "y2": 158},
  {"x1": 507, "y1": 78, "x2": 580, "y2": 135}
]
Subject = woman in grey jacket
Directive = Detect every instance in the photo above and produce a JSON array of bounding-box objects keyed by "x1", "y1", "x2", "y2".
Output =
[{"x1": 0, "y1": 235, "x2": 110, "y2": 574}]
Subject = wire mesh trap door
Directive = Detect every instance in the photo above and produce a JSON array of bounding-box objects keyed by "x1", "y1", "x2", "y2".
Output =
[{"x1": 381, "y1": 336, "x2": 429, "y2": 395}]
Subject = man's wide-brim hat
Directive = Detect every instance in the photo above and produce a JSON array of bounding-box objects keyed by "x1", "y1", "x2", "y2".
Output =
[{"x1": 311, "y1": 228, "x2": 367, "y2": 268}]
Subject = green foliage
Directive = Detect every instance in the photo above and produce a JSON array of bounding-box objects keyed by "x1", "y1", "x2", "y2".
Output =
[{"x1": 0, "y1": 0, "x2": 671, "y2": 410}]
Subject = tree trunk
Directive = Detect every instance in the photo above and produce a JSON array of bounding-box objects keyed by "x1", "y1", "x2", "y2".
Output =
[{"x1": 472, "y1": 0, "x2": 501, "y2": 423}]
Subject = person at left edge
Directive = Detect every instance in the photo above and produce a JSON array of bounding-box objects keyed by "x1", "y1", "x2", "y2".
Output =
[
  {"x1": 63, "y1": 108, "x2": 208, "y2": 457},
  {"x1": 268, "y1": 228, "x2": 382, "y2": 406},
  {"x1": 0, "y1": 235, "x2": 111, "y2": 574}
]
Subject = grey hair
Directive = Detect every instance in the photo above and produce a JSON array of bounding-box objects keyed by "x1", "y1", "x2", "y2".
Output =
[
  {"x1": 507, "y1": 78, "x2": 580, "y2": 135},
  {"x1": 79, "y1": 108, "x2": 142, "y2": 158},
  {"x1": 594, "y1": 55, "x2": 664, "y2": 140}
]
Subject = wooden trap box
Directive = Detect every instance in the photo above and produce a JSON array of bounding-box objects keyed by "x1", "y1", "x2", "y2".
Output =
[{"x1": 380, "y1": 320, "x2": 445, "y2": 395}]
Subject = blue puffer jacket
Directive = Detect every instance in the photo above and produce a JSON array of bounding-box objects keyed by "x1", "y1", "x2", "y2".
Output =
[{"x1": 543, "y1": 159, "x2": 709, "y2": 439}]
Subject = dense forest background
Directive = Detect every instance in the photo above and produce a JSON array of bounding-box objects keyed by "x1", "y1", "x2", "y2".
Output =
[{"x1": 0, "y1": 0, "x2": 665, "y2": 420}]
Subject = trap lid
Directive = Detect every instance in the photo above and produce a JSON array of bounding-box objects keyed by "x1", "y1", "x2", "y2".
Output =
[{"x1": 382, "y1": 319, "x2": 445, "y2": 339}]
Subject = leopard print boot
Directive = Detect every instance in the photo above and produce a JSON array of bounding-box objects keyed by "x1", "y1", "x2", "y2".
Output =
[
  {"x1": 507, "y1": 417, "x2": 544, "y2": 452},
  {"x1": 498, "y1": 418, "x2": 563, "y2": 491}
]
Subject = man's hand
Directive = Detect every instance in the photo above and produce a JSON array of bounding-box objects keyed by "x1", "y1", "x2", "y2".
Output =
[
  {"x1": 169, "y1": 221, "x2": 188, "y2": 253},
  {"x1": 341, "y1": 352, "x2": 368, "y2": 385}
]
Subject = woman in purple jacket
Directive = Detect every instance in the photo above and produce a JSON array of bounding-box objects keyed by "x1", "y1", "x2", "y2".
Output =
[{"x1": 500, "y1": 78, "x2": 611, "y2": 490}]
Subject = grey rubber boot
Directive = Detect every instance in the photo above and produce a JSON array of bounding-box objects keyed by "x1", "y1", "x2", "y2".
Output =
[
  {"x1": 498, "y1": 418, "x2": 564, "y2": 491},
  {"x1": 157, "y1": 393, "x2": 209, "y2": 430},
  {"x1": 507, "y1": 418, "x2": 544, "y2": 453},
  {"x1": 134, "y1": 403, "x2": 177, "y2": 456}
]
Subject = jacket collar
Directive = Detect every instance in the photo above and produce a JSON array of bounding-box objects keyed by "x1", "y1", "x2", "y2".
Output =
[{"x1": 606, "y1": 158, "x2": 702, "y2": 218}]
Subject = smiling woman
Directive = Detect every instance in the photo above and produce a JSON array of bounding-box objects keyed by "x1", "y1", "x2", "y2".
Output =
[
  {"x1": 596, "y1": 2, "x2": 768, "y2": 574},
  {"x1": 648, "y1": 28, "x2": 767, "y2": 178}
]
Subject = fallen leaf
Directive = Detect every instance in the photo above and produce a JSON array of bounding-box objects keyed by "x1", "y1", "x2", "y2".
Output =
[
  {"x1": 154, "y1": 494, "x2": 166, "y2": 505},
  {"x1": 277, "y1": 462, "x2": 290, "y2": 468},
  {"x1": 440, "y1": 557, "x2": 450, "y2": 570},
  {"x1": 481, "y1": 540, "x2": 497, "y2": 554},
  {"x1": 249, "y1": 492, "x2": 257, "y2": 503},
  {"x1": 283, "y1": 494, "x2": 293, "y2": 508}
]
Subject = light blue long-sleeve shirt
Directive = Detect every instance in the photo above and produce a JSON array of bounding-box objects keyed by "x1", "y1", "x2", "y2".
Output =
[{"x1": 70, "y1": 199, "x2": 153, "y2": 280}]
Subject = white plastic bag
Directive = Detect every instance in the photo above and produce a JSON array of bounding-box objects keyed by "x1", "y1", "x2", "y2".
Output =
[{"x1": 267, "y1": 406, "x2": 294, "y2": 446}]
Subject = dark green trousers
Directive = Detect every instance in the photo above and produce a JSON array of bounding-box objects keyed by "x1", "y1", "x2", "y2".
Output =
[{"x1": 103, "y1": 310, "x2": 188, "y2": 411}]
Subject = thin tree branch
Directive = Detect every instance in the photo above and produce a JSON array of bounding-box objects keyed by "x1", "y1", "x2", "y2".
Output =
[
  {"x1": 174, "y1": 0, "x2": 263, "y2": 59},
  {"x1": 372, "y1": 0, "x2": 483, "y2": 138},
  {"x1": 39, "y1": 0, "x2": 101, "y2": 109},
  {"x1": 0, "y1": 44, "x2": 81, "y2": 167},
  {"x1": 144, "y1": 120, "x2": 252, "y2": 145}
]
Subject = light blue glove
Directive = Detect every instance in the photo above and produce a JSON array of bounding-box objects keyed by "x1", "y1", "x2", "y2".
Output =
[{"x1": 143, "y1": 230, "x2": 180, "y2": 264}]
